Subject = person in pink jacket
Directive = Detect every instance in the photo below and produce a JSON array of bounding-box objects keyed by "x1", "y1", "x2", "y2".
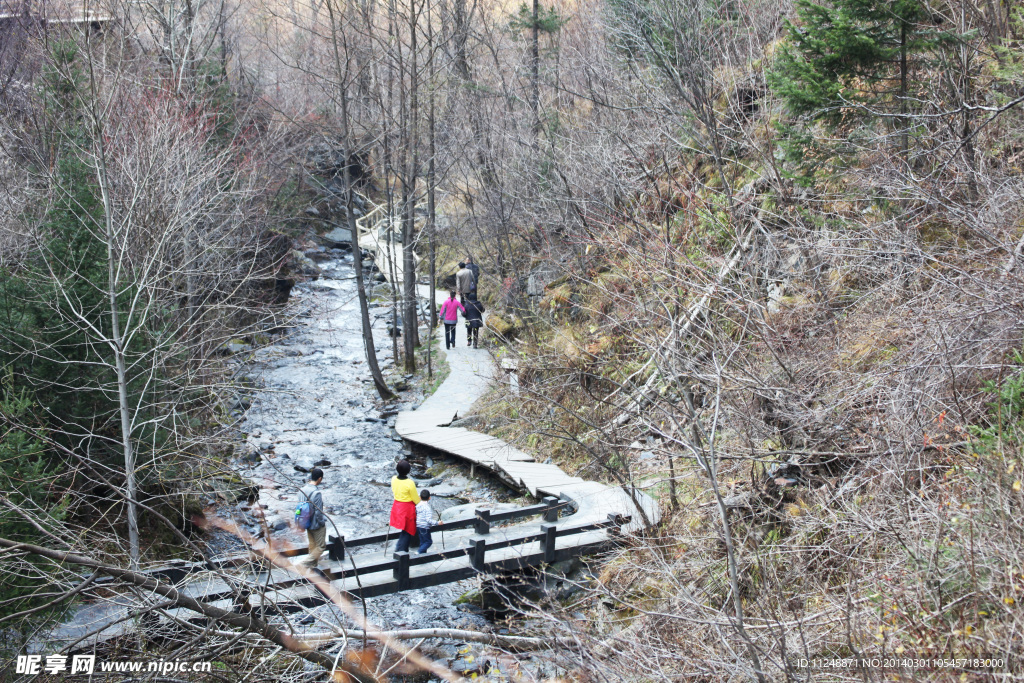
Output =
[{"x1": 439, "y1": 290, "x2": 466, "y2": 349}]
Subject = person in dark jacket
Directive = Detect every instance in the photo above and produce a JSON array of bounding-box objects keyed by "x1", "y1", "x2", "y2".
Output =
[
  {"x1": 465, "y1": 256, "x2": 480, "y2": 294},
  {"x1": 464, "y1": 294, "x2": 485, "y2": 348}
]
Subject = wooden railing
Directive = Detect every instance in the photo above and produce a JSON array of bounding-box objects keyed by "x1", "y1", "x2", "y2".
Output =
[
  {"x1": 136, "y1": 496, "x2": 572, "y2": 585},
  {"x1": 136, "y1": 511, "x2": 627, "y2": 610},
  {"x1": 72, "y1": 503, "x2": 630, "y2": 640},
  {"x1": 324, "y1": 495, "x2": 571, "y2": 562}
]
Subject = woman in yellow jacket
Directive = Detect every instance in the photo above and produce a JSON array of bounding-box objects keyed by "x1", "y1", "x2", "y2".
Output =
[{"x1": 390, "y1": 460, "x2": 419, "y2": 552}]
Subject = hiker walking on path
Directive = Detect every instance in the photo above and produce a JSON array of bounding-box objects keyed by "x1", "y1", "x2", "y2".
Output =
[
  {"x1": 465, "y1": 256, "x2": 480, "y2": 294},
  {"x1": 456, "y1": 262, "x2": 475, "y2": 305},
  {"x1": 439, "y1": 290, "x2": 465, "y2": 350},
  {"x1": 464, "y1": 294, "x2": 485, "y2": 348},
  {"x1": 389, "y1": 459, "x2": 420, "y2": 552},
  {"x1": 415, "y1": 490, "x2": 441, "y2": 553},
  {"x1": 296, "y1": 468, "x2": 327, "y2": 568}
]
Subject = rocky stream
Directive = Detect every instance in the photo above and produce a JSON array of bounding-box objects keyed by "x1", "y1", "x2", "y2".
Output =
[{"x1": 46, "y1": 248, "x2": 571, "y2": 680}]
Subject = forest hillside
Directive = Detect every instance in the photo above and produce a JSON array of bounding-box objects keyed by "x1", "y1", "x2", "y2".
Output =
[{"x1": 0, "y1": 0, "x2": 1022, "y2": 679}]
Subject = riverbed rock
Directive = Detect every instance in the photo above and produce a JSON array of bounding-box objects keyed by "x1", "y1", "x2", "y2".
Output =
[
  {"x1": 450, "y1": 415, "x2": 485, "y2": 429},
  {"x1": 289, "y1": 249, "x2": 322, "y2": 278},
  {"x1": 223, "y1": 340, "x2": 252, "y2": 354},
  {"x1": 321, "y1": 227, "x2": 353, "y2": 248},
  {"x1": 426, "y1": 484, "x2": 462, "y2": 497},
  {"x1": 439, "y1": 502, "x2": 521, "y2": 522},
  {"x1": 387, "y1": 315, "x2": 403, "y2": 337}
]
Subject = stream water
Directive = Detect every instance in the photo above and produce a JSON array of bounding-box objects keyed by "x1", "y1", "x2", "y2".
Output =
[{"x1": 222, "y1": 249, "x2": 496, "y2": 636}]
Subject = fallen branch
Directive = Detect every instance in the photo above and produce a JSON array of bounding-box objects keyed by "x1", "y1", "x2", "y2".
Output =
[
  {"x1": 0, "y1": 538, "x2": 375, "y2": 683},
  {"x1": 306, "y1": 628, "x2": 551, "y2": 649}
]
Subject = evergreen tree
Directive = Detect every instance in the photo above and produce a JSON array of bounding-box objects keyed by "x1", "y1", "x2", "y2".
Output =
[
  {"x1": 0, "y1": 43, "x2": 112, "y2": 429},
  {"x1": 771, "y1": 0, "x2": 952, "y2": 158},
  {"x1": 0, "y1": 385, "x2": 65, "y2": 623},
  {"x1": 509, "y1": 1, "x2": 566, "y2": 134}
]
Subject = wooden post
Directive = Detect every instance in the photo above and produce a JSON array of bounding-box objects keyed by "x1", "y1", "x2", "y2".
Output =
[
  {"x1": 328, "y1": 535, "x2": 345, "y2": 562},
  {"x1": 474, "y1": 509, "x2": 491, "y2": 535},
  {"x1": 469, "y1": 538, "x2": 486, "y2": 571},
  {"x1": 393, "y1": 551, "x2": 410, "y2": 591},
  {"x1": 542, "y1": 496, "x2": 559, "y2": 523},
  {"x1": 541, "y1": 523, "x2": 557, "y2": 564}
]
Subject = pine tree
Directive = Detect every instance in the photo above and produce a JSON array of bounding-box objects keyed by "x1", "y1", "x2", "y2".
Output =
[
  {"x1": 771, "y1": 0, "x2": 951, "y2": 158},
  {"x1": 0, "y1": 386, "x2": 65, "y2": 624},
  {"x1": 509, "y1": 1, "x2": 566, "y2": 134}
]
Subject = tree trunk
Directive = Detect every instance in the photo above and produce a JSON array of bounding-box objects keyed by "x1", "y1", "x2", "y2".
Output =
[
  {"x1": 87, "y1": 78, "x2": 140, "y2": 569},
  {"x1": 900, "y1": 20, "x2": 908, "y2": 159},
  {"x1": 324, "y1": 0, "x2": 394, "y2": 401},
  {"x1": 401, "y1": 0, "x2": 420, "y2": 372},
  {"x1": 427, "y1": 9, "x2": 438, "y2": 379},
  {"x1": 451, "y1": 0, "x2": 471, "y2": 80},
  {"x1": 531, "y1": 0, "x2": 540, "y2": 135},
  {"x1": 346, "y1": 168, "x2": 395, "y2": 402}
]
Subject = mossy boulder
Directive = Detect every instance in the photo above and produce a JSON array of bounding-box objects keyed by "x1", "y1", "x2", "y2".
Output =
[{"x1": 486, "y1": 314, "x2": 518, "y2": 339}]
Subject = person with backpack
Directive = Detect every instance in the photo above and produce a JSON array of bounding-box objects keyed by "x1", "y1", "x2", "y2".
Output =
[
  {"x1": 295, "y1": 468, "x2": 327, "y2": 568},
  {"x1": 465, "y1": 256, "x2": 480, "y2": 294},
  {"x1": 389, "y1": 459, "x2": 419, "y2": 553},
  {"x1": 415, "y1": 489, "x2": 440, "y2": 553},
  {"x1": 438, "y1": 290, "x2": 465, "y2": 350},
  {"x1": 464, "y1": 294, "x2": 485, "y2": 348},
  {"x1": 455, "y1": 262, "x2": 475, "y2": 305}
]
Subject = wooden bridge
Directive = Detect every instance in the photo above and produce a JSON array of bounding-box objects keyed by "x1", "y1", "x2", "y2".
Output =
[
  {"x1": 52, "y1": 495, "x2": 633, "y2": 649},
  {"x1": 145, "y1": 496, "x2": 624, "y2": 608},
  {"x1": 353, "y1": 195, "x2": 419, "y2": 285}
]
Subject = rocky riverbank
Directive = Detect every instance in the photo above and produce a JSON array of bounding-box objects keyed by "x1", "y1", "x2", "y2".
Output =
[{"x1": 219, "y1": 247, "x2": 502, "y2": 633}]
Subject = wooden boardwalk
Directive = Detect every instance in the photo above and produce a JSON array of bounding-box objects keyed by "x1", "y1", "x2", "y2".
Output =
[
  {"x1": 359, "y1": 197, "x2": 659, "y2": 533},
  {"x1": 50, "y1": 498, "x2": 629, "y2": 649},
  {"x1": 393, "y1": 291, "x2": 659, "y2": 534},
  {"x1": 354, "y1": 196, "x2": 419, "y2": 285}
]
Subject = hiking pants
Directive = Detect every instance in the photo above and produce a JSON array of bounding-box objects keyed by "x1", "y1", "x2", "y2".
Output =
[
  {"x1": 417, "y1": 527, "x2": 433, "y2": 553},
  {"x1": 396, "y1": 529, "x2": 415, "y2": 553},
  {"x1": 303, "y1": 526, "x2": 327, "y2": 567}
]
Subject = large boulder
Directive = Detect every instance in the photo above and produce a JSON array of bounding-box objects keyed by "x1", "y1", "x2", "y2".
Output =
[
  {"x1": 527, "y1": 264, "x2": 559, "y2": 297},
  {"x1": 321, "y1": 227, "x2": 353, "y2": 249},
  {"x1": 289, "y1": 249, "x2": 321, "y2": 279}
]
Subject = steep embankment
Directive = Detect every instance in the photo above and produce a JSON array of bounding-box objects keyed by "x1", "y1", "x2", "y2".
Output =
[{"x1": 466, "y1": 88, "x2": 1024, "y2": 683}]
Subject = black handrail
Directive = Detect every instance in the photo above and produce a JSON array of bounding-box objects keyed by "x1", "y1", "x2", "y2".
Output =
[
  {"x1": 73, "y1": 513, "x2": 631, "y2": 643},
  {"x1": 324, "y1": 495, "x2": 569, "y2": 561},
  {"x1": 136, "y1": 496, "x2": 574, "y2": 584}
]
